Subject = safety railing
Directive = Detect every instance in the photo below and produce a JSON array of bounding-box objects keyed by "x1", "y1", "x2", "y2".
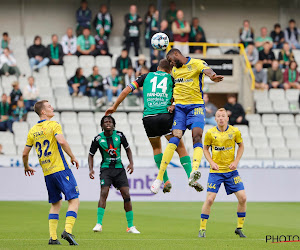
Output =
[{"x1": 167, "y1": 42, "x2": 255, "y2": 90}]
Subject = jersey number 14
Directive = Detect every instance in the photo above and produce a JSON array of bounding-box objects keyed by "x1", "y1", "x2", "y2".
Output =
[{"x1": 150, "y1": 77, "x2": 168, "y2": 93}]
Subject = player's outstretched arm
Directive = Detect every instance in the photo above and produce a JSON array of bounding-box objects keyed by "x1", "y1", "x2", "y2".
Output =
[
  {"x1": 229, "y1": 142, "x2": 244, "y2": 170},
  {"x1": 125, "y1": 147, "x2": 134, "y2": 174},
  {"x1": 203, "y1": 68, "x2": 224, "y2": 82},
  {"x1": 88, "y1": 154, "x2": 95, "y2": 179},
  {"x1": 22, "y1": 146, "x2": 36, "y2": 176},
  {"x1": 105, "y1": 86, "x2": 132, "y2": 116},
  {"x1": 203, "y1": 145, "x2": 219, "y2": 171},
  {"x1": 55, "y1": 134, "x2": 79, "y2": 169}
]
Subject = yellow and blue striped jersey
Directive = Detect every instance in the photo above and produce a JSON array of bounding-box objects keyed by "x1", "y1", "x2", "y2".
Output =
[
  {"x1": 172, "y1": 57, "x2": 210, "y2": 105},
  {"x1": 204, "y1": 125, "x2": 243, "y2": 173},
  {"x1": 26, "y1": 119, "x2": 69, "y2": 176}
]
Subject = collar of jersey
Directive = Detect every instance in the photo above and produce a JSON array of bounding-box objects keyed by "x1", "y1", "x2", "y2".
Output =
[
  {"x1": 216, "y1": 125, "x2": 229, "y2": 132},
  {"x1": 185, "y1": 57, "x2": 191, "y2": 65},
  {"x1": 38, "y1": 119, "x2": 47, "y2": 123}
]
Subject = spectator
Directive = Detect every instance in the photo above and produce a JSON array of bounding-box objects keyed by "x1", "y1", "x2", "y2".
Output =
[
  {"x1": 0, "y1": 93, "x2": 13, "y2": 133},
  {"x1": 255, "y1": 27, "x2": 273, "y2": 51},
  {"x1": 149, "y1": 10, "x2": 160, "y2": 38},
  {"x1": 103, "y1": 67, "x2": 124, "y2": 105},
  {"x1": 278, "y1": 42, "x2": 295, "y2": 68},
  {"x1": 61, "y1": 28, "x2": 77, "y2": 55},
  {"x1": 87, "y1": 66, "x2": 104, "y2": 101},
  {"x1": 0, "y1": 144, "x2": 3, "y2": 155},
  {"x1": 135, "y1": 54, "x2": 147, "y2": 76},
  {"x1": 141, "y1": 65, "x2": 150, "y2": 75},
  {"x1": 165, "y1": 1, "x2": 177, "y2": 28},
  {"x1": 13, "y1": 99, "x2": 27, "y2": 122},
  {"x1": 144, "y1": 4, "x2": 156, "y2": 47},
  {"x1": 67, "y1": 67, "x2": 88, "y2": 97},
  {"x1": 239, "y1": 20, "x2": 254, "y2": 47},
  {"x1": 94, "y1": 28, "x2": 112, "y2": 57},
  {"x1": 259, "y1": 42, "x2": 275, "y2": 68},
  {"x1": 116, "y1": 49, "x2": 132, "y2": 75},
  {"x1": 1, "y1": 32, "x2": 10, "y2": 50},
  {"x1": 172, "y1": 10, "x2": 191, "y2": 55},
  {"x1": 27, "y1": 36, "x2": 49, "y2": 72},
  {"x1": 267, "y1": 60, "x2": 284, "y2": 89},
  {"x1": 0, "y1": 48, "x2": 21, "y2": 77},
  {"x1": 93, "y1": 4, "x2": 113, "y2": 39},
  {"x1": 124, "y1": 66, "x2": 136, "y2": 86},
  {"x1": 253, "y1": 62, "x2": 268, "y2": 90},
  {"x1": 160, "y1": 19, "x2": 173, "y2": 42},
  {"x1": 283, "y1": 61, "x2": 300, "y2": 89},
  {"x1": 270, "y1": 23, "x2": 285, "y2": 49},
  {"x1": 47, "y1": 34, "x2": 64, "y2": 65},
  {"x1": 203, "y1": 94, "x2": 217, "y2": 126},
  {"x1": 224, "y1": 94, "x2": 249, "y2": 126},
  {"x1": 76, "y1": 28, "x2": 96, "y2": 56},
  {"x1": 190, "y1": 17, "x2": 206, "y2": 43},
  {"x1": 23, "y1": 76, "x2": 39, "y2": 111},
  {"x1": 245, "y1": 43, "x2": 259, "y2": 67},
  {"x1": 284, "y1": 19, "x2": 300, "y2": 50},
  {"x1": 10, "y1": 81, "x2": 22, "y2": 108},
  {"x1": 190, "y1": 32, "x2": 206, "y2": 54},
  {"x1": 124, "y1": 5, "x2": 143, "y2": 56},
  {"x1": 150, "y1": 49, "x2": 159, "y2": 72},
  {"x1": 76, "y1": 0, "x2": 92, "y2": 36}
]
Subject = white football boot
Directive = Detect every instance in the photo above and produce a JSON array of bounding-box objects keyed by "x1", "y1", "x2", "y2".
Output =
[
  {"x1": 188, "y1": 170, "x2": 202, "y2": 185},
  {"x1": 150, "y1": 179, "x2": 162, "y2": 194},
  {"x1": 93, "y1": 223, "x2": 102, "y2": 232},
  {"x1": 127, "y1": 226, "x2": 141, "y2": 234}
]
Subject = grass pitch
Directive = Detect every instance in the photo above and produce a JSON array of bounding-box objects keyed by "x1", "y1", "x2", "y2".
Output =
[{"x1": 0, "y1": 201, "x2": 299, "y2": 249}]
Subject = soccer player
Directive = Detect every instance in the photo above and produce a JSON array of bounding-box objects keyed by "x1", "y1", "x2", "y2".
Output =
[
  {"x1": 105, "y1": 59, "x2": 202, "y2": 193},
  {"x1": 198, "y1": 108, "x2": 247, "y2": 238},
  {"x1": 89, "y1": 115, "x2": 140, "y2": 234},
  {"x1": 22, "y1": 100, "x2": 80, "y2": 245},
  {"x1": 151, "y1": 48, "x2": 224, "y2": 194}
]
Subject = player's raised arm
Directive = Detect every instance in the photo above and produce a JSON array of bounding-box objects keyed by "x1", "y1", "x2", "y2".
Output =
[
  {"x1": 203, "y1": 68, "x2": 224, "y2": 82},
  {"x1": 105, "y1": 86, "x2": 132, "y2": 115},
  {"x1": 55, "y1": 134, "x2": 79, "y2": 169}
]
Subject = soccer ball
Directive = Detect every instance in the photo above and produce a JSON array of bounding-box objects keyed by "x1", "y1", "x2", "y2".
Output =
[{"x1": 151, "y1": 32, "x2": 169, "y2": 51}]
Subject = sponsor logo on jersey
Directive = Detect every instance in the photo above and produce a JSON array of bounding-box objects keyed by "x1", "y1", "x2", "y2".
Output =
[
  {"x1": 228, "y1": 134, "x2": 233, "y2": 139},
  {"x1": 174, "y1": 78, "x2": 193, "y2": 83},
  {"x1": 187, "y1": 65, "x2": 192, "y2": 71},
  {"x1": 105, "y1": 144, "x2": 118, "y2": 156},
  {"x1": 214, "y1": 146, "x2": 233, "y2": 151}
]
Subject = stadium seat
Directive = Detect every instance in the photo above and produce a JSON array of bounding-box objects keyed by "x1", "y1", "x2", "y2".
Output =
[
  {"x1": 32, "y1": 66, "x2": 48, "y2": 77},
  {"x1": 39, "y1": 86, "x2": 54, "y2": 99},
  {"x1": 78, "y1": 112, "x2": 95, "y2": 124},
  {"x1": 128, "y1": 112, "x2": 143, "y2": 123},
  {"x1": 256, "y1": 100, "x2": 273, "y2": 113},
  {"x1": 1, "y1": 75, "x2": 17, "y2": 89},
  {"x1": 252, "y1": 137, "x2": 268, "y2": 149},
  {"x1": 289, "y1": 101, "x2": 300, "y2": 113},
  {"x1": 269, "y1": 137, "x2": 285, "y2": 149},
  {"x1": 34, "y1": 76, "x2": 51, "y2": 87},
  {"x1": 61, "y1": 112, "x2": 78, "y2": 124},
  {"x1": 249, "y1": 124, "x2": 265, "y2": 138},
  {"x1": 95, "y1": 56, "x2": 112, "y2": 68},
  {"x1": 14, "y1": 133, "x2": 28, "y2": 146},
  {"x1": 56, "y1": 96, "x2": 73, "y2": 110},
  {"x1": 12, "y1": 122, "x2": 29, "y2": 135},
  {"x1": 82, "y1": 67, "x2": 93, "y2": 77},
  {"x1": 94, "y1": 112, "x2": 106, "y2": 124},
  {"x1": 262, "y1": 114, "x2": 278, "y2": 126},
  {"x1": 273, "y1": 148, "x2": 290, "y2": 160},
  {"x1": 49, "y1": 65, "x2": 65, "y2": 79},
  {"x1": 266, "y1": 125, "x2": 282, "y2": 138},
  {"x1": 273, "y1": 49, "x2": 280, "y2": 59},
  {"x1": 81, "y1": 124, "x2": 97, "y2": 135},
  {"x1": 269, "y1": 89, "x2": 285, "y2": 101},
  {"x1": 63, "y1": 55, "x2": 79, "y2": 69},
  {"x1": 70, "y1": 145, "x2": 86, "y2": 157},
  {"x1": 296, "y1": 115, "x2": 300, "y2": 126},
  {"x1": 283, "y1": 126, "x2": 299, "y2": 139},
  {"x1": 206, "y1": 48, "x2": 222, "y2": 55},
  {"x1": 51, "y1": 78, "x2": 67, "y2": 88},
  {"x1": 242, "y1": 137, "x2": 252, "y2": 147},
  {"x1": 65, "y1": 134, "x2": 82, "y2": 145},
  {"x1": 111, "y1": 112, "x2": 128, "y2": 124},
  {"x1": 286, "y1": 138, "x2": 300, "y2": 149},
  {"x1": 245, "y1": 114, "x2": 261, "y2": 125},
  {"x1": 290, "y1": 149, "x2": 300, "y2": 159},
  {"x1": 2, "y1": 143, "x2": 17, "y2": 155},
  {"x1": 242, "y1": 147, "x2": 256, "y2": 159},
  {"x1": 253, "y1": 90, "x2": 268, "y2": 102},
  {"x1": 17, "y1": 145, "x2": 35, "y2": 156},
  {"x1": 79, "y1": 56, "x2": 95, "y2": 68},
  {"x1": 234, "y1": 125, "x2": 249, "y2": 138},
  {"x1": 53, "y1": 87, "x2": 69, "y2": 97},
  {"x1": 273, "y1": 100, "x2": 290, "y2": 113},
  {"x1": 73, "y1": 97, "x2": 90, "y2": 110},
  {"x1": 63, "y1": 123, "x2": 80, "y2": 133},
  {"x1": 279, "y1": 114, "x2": 295, "y2": 126},
  {"x1": 285, "y1": 89, "x2": 299, "y2": 102},
  {"x1": 256, "y1": 148, "x2": 272, "y2": 159},
  {"x1": 121, "y1": 145, "x2": 137, "y2": 157},
  {"x1": 0, "y1": 132, "x2": 14, "y2": 144}
]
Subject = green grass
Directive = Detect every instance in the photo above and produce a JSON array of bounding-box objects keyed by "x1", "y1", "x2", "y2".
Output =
[{"x1": 0, "y1": 202, "x2": 299, "y2": 249}]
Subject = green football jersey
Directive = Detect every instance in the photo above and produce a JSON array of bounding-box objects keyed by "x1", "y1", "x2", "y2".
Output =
[
  {"x1": 128, "y1": 71, "x2": 174, "y2": 117},
  {"x1": 89, "y1": 130, "x2": 129, "y2": 168}
]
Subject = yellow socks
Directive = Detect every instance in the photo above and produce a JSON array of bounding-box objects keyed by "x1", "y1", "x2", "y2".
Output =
[
  {"x1": 157, "y1": 143, "x2": 177, "y2": 181},
  {"x1": 192, "y1": 144, "x2": 203, "y2": 172},
  {"x1": 237, "y1": 212, "x2": 246, "y2": 228},
  {"x1": 200, "y1": 214, "x2": 209, "y2": 230},
  {"x1": 48, "y1": 214, "x2": 59, "y2": 240},
  {"x1": 65, "y1": 211, "x2": 77, "y2": 234}
]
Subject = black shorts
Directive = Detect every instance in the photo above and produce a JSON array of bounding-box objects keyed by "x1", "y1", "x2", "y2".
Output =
[
  {"x1": 142, "y1": 113, "x2": 174, "y2": 138},
  {"x1": 100, "y1": 168, "x2": 129, "y2": 189}
]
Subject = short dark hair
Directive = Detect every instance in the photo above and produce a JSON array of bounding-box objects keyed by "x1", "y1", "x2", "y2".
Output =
[
  {"x1": 122, "y1": 49, "x2": 128, "y2": 53},
  {"x1": 274, "y1": 23, "x2": 281, "y2": 29},
  {"x1": 289, "y1": 19, "x2": 296, "y2": 23},
  {"x1": 34, "y1": 35, "x2": 41, "y2": 42},
  {"x1": 100, "y1": 115, "x2": 116, "y2": 128},
  {"x1": 52, "y1": 34, "x2": 58, "y2": 38},
  {"x1": 166, "y1": 48, "x2": 181, "y2": 57},
  {"x1": 34, "y1": 100, "x2": 48, "y2": 116},
  {"x1": 2, "y1": 32, "x2": 8, "y2": 36},
  {"x1": 227, "y1": 94, "x2": 236, "y2": 99},
  {"x1": 289, "y1": 60, "x2": 298, "y2": 68},
  {"x1": 158, "y1": 59, "x2": 172, "y2": 72},
  {"x1": 75, "y1": 67, "x2": 82, "y2": 77}
]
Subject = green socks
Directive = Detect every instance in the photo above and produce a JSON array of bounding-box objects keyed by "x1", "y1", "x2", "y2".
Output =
[
  {"x1": 126, "y1": 211, "x2": 134, "y2": 228},
  {"x1": 180, "y1": 156, "x2": 192, "y2": 178},
  {"x1": 97, "y1": 207, "x2": 105, "y2": 225},
  {"x1": 154, "y1": 153, "x2": 169, "y2": 183}
]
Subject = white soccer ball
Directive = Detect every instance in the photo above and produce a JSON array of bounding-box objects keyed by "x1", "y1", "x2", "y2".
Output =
[{"x1": 151, "y1": 32, "x2": 169, "y2": 51}]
